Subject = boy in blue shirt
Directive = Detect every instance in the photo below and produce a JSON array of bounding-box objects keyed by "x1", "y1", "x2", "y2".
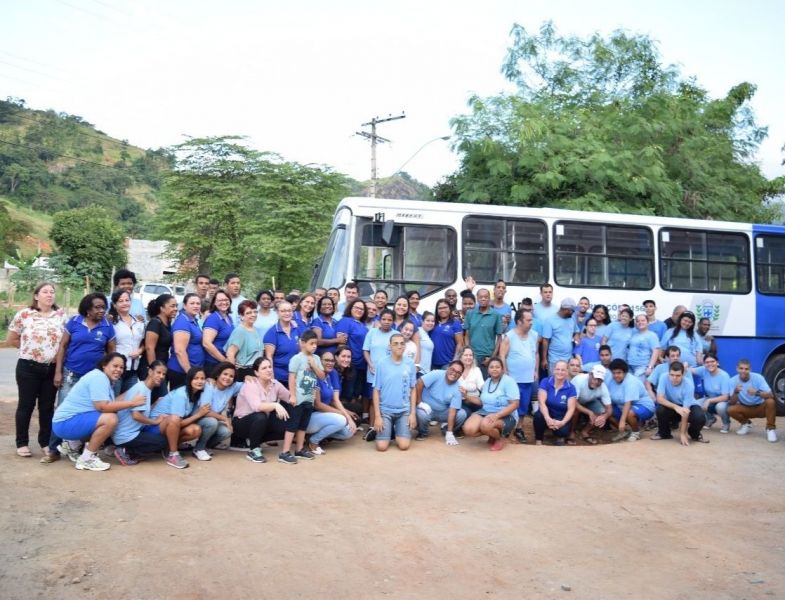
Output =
[
  {"x1": 652, "y1": 362, "x2": 707, "y2": 446},
  {"x1": 728, "y1": 359, "x2": 777, "y2": 442},
  {"x1": 372, "y1": 333, "x2": 417, "y2": 452},
  {"x1": 280, "y1": 330, "x2": 324, "y2": 464}
]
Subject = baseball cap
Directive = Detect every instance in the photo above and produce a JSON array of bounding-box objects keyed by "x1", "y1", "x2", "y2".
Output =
[
  {"x1": 560, "y1": 297, "x2": 577, "y2": 310},
  {"x1": 591, "y1": 364, "x2": 607, "y2": 379}
]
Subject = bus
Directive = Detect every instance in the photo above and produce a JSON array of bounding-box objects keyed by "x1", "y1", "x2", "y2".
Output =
[{"x1": 311, "y1": 197, "x2": 785, "y2": 412}]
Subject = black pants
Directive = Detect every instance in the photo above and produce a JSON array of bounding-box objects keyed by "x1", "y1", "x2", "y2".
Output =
[
  {"x1": 15, "y1": 359, "x2": 57, "y2": 448},
  {"x1": 232, "y1": 409, "x2": 289, "y2": 448},
  {"x1": 533, "y1": 410, "x2": 572, "y2": 441},
  {"x1": 656, "y1": 404, "x2": 706, "y2": 440},
  {"x1": 116, "y1": 431, "x2": 167, "y2": 455}
]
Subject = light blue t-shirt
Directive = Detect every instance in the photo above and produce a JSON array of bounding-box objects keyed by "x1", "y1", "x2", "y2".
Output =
[
  {"x1": 693, "y1": 367, "x2": 731, "y2": 399},
  {"x1": 373, "y1": 356, "x2": 417, "y2": 414},
  {"x1": 224, "y1": 326, "x2": 263, "y2": 367},
  {"x1": 150, "y1": 386, "x2": 194, "y2": 418},
  {"x1": 648, "y1": 319, "x2": 667, "y2": 339},
  {"x1": 113, "y1": 380, "x2": 153, "y2": 444},
  {"x1": 505, "y1": 330, "x2": 538, "y2": 383},
  {"x1": 53, "y1": 369, "x2": 114, "y2": 422},
  {"x1": 362, "y1": 327, "x2": 395, "y2": 382},
  {"x1": 657, "y1": 372, "x2": 698, "y2": 408},
  {"x1": 197, "y1": 381, "x2": 243, "y2": 414},
  {"x1": 571, "y1": 373, "x2": 611, "y2": 406},
  {"x1": 648, "y1": 361, "x2": 693, "y2": 392},
  {"x1": 627, "y1": 330, "x2": 660, "y2": 368},
  {"x1": 603, "y1": 321, "x2": 634, "y2": 361},
  {"x1": 288, "y1": 352, "x2": 323, "y2": 405},
  {"x1": 533, "y1": 303, "x2": 558, "y2": 322},
  {"x1": 419, "y1": 328, "x2": 434, "y2": 372},
  {"x1": 606, "y1": 373, "x2": 655, "y2": 412},
  {"x1": 660, "y1": 329, "x2": 702, "y2": 367},
  {"x1": 543, "y1": 315, "x2": 578, "y2": 362},
  {"x1": 729, "y1": 372, "x2": 771, "y2": 406},
  {"x1": 420, "y1": 369, "x2": 463, "y2": 413},
  {"x1": 254, "y1": 309, "x2": 278, "y2": 340},
  {"x1": 479, "y1": 374, "x2": 520, "y2": 414}
]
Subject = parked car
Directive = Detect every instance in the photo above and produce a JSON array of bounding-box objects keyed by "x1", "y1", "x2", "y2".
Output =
[{"x1": 133, "y1": 282, "x2": 186, "y2": 310}]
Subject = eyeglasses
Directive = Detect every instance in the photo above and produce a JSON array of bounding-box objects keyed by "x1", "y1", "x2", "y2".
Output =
[
  {"x1": 447, "y1": 368, "x2": 464, "y2": 375},
  {"x1": 91, "y1": 304, "x2": 106, "y2": 310},
  {"x1": 323, "y1": 359, "x2": 336, "y2": 363}
]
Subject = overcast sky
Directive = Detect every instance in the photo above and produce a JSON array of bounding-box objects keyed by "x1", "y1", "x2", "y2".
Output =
[{"x1": 1, "y1": 0, "x2": 783, "y2": 187}]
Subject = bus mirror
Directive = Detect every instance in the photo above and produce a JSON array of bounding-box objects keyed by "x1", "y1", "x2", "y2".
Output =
[{"x1": 382, "y1": 220, "x2": 395, "y2": 246}]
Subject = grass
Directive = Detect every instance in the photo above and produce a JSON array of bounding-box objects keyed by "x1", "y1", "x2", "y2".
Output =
[{"x1": 0, "y1": 197, "x2": 54, "y2": 255}]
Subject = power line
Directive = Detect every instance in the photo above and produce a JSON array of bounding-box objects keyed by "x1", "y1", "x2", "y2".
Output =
[{"x1": 0, "y1": 137, "x2": 130, "y2": 170}]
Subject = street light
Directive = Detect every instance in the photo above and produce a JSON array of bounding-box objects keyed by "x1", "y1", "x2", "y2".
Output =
[{"x1": 392, "y1": 135, "x2": 451, "y2": 176}]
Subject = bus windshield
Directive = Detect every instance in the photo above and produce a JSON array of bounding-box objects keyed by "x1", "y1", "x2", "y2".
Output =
[
  {"x1": 353, "y1": 218, "x2": 456, "y2": 299},
  {"x1": 311, "y1": 208, "x2": 350, "y2": 291}
]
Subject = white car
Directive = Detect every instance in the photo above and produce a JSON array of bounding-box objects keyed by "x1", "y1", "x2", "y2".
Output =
[{"x1": 133, "y1": 282, "x2": 186, "y2": 310}]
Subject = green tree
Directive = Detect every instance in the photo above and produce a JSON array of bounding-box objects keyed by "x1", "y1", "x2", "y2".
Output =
[
  {"x1": 439, "y1": 22, "x2": 785, "y2": 222},
  {"x1": 50, "y1": 207, "x2": 126, "y2": 290},
  {"x1": 158, "y1": 136, "x2": 349, "y2": 290}
]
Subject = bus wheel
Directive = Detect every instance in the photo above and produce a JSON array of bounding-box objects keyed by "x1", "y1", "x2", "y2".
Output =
[{"x1": 763, "y1": 354, "x2": 785, "y2": 417}]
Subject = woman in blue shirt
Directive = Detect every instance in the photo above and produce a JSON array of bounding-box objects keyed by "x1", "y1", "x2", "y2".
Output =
[
  {"x1": 660, "y1": 311, "x2": 702, "y2": 368},
  {"x1": 293, "y1": 293, "x2": 316, "y2": 330},
  {"x1": 334, "y1": 300, "x2": 369, "y2": 401},
  {"x1": 431, "y1": 299, "x2": 463, "y2": 370},
  {"x1": 263, "y1": 301, "x2": 304, "y2": 386},
  {"x1": 602, "y1": 307, "x2": 634, "y2": 362},
  {"x1": 693, "y1": 352, "x2": 732, "y2": 432},
  {"x1": 534, "y1": 360, "x2": 578, "y2": 445},
  {"x1": 462, "y1": 357, "x2": 520, "y2": 451},
  {"x1": 312, "y1": 296, "x2": 346, "y2": 356},
  {"x1": 202, "y1": 289, "x2": 234, "y2": 370},
  {"x1": 167, "y1": 294, "x2": 205, "y2": 390},
  {"x1": 306, "y1": 350, "x2": 358, "y2": 454}
]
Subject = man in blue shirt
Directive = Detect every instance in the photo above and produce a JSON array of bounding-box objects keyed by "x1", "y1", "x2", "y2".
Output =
[
  {"x1": 728, "y1": 359, "x2": 776, "y2": 442},
  {"x1": 372, "y1": 333, "x2": 417, "y2": 452},
  {"x1": 541, "y1": 298, "x2": 579, "y2": 375},
  {"x1": 652, "y1": 362, "x2": 707, "y2": 445},
  {"x1": 533, "y1": 283, "x2": 557, "y2": 322},
  {"x1": 414, "y1": 361, "x2": 466, "y2": 445}
]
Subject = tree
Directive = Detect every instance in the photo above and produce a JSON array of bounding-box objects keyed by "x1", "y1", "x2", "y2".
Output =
[
  {"x1": 439, "y1": 22, "x2": 785, "y2": 222},
  {"x1": 50, "y1": 207, "x2": 126, "y2": 290},
  {"x1": 157, "y1": 136, "x2": 349, "y2": 290}
]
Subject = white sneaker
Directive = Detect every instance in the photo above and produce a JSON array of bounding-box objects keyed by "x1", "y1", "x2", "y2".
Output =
[
  {"x1": 736, "y1": 422, "x2": 753, "y2": 436},
  {"x1": 192, "y1": 449, "x2": 212, "y2": 461},
  {"x1": 57, "y1": 441, "x2": 80, "y2": 463},
  {"x1": 767, "y1": 429, "x2": 778, "y2": 443},
  {"x1": 75, "y1": 455, "x2": 111, "y2": 471},
  {"x1": 627, "y1": 431, "x2": 641, "y2": 442},
  {"x1": 719, "y1": 424, "x2": 730, "y2": 434}
]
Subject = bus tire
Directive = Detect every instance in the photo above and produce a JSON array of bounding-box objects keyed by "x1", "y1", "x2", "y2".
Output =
[{"x1": 763, "y1": 354, "x2": 785, "y2": 417}]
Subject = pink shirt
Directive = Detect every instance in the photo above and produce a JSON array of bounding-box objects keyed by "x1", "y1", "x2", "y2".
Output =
[
  {"x1": 9, "y1": 308, "x2": 67, "y2": 364},
  {"x1": 234, "y1": 378, "x2": 290, "y2": 420}
]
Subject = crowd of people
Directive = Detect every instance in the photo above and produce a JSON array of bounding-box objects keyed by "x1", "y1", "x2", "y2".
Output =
[{"x1": 8, "y1": 270, "x2": 778, "y2": 471}]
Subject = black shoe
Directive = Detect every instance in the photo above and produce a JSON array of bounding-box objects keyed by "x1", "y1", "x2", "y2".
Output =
[
  {"x1": 513, "y1": 428, "x2": 527, "y2": 443},
  {"x1": 415, "y1": 433, "x2": 427, "y2": 441},
  {"x1": 363, "y1": 428, "x2": 377, "y2": 442},
  {"x1": 454, "y1": 428, "x2": 465, "y2": 439}
]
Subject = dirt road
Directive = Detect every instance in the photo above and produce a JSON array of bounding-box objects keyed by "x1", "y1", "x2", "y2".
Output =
[{"x1": 2, "y1": 389, "x2": 783, "y2": 600}]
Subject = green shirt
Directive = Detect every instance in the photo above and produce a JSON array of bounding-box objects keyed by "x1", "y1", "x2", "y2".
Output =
[
  {"x1": 224, "y1": 326, "x2": 263, "y2": 367},
  {"x1": 463, "y1": 307, "x2": 503, "y2": 359}
]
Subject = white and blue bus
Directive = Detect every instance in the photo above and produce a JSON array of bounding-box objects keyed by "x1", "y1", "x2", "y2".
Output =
[{"x1": 311, "y1": 197, "x2": 785, "y2": 411}]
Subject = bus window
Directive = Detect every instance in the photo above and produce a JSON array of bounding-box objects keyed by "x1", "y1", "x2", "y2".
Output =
[
  {"x1": 354, "y1": 219, "x2": 456, "y2": 298},
  {"x1": 660, "y1": 229, "x2": 750, "y2": 293},
  {"x1": 311, "y1": 225, "x2": 348, "y2": 291},
  {"x1": 463, "y1": 216, "x2": 547, "y2": 285},
  {"x1": 554, "y1": 221, "x2": 654, "y2": 289},
  {"x1": 755, "y1": 234, "x2": 785, "y2": 295}
]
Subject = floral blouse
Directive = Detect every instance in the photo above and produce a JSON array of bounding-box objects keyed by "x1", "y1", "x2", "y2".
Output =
[{"x1": 9, "y1": 307, "x2": 67, "y2": 364}]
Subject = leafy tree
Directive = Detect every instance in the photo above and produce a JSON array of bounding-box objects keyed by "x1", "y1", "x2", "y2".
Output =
[
  {"x1": 158, "y1": 136, "x2": 349, "y2": 290},
  {"x1": 440, "y1": 22, "x2": 785, "y2": 222},
  {"x1": 50, "y1": 207, "x2": 126, "y2": 290}
]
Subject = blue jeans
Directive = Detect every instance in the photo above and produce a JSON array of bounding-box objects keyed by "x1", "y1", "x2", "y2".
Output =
[
  {"x1": 306, "y1": 411, "x2": 352, "y2": 444},
  {"x1": 195, "y1": 416, "x2": 231, "y2": 450},
  {"x1": 377, "y1": 412, "x2": 411, "y2": 441},
  {"x1": 415, "y1": 405, "x2": 467, "y2": 435},
  {"x1": 49, "y1": 368, "x2": 83, "y2": 454},
  {"x1": 706, "y1": 400, "x2": 730, "y2": 426}
]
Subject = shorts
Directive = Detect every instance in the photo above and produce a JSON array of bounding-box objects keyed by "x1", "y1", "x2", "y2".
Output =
[
  {"x1": 52, "y1": 411, "x2": 101, "y2": 440},
  {"x1": 377, "y1": 412, "x2": 411, "y2": 441},
  {"x1": 579, "y1": 399, "x2": 607, "y2": 415},
  {"x1": 477, "y1": 410, "x2": 517, "y2": 436},
  {"x1": 284, "y1": 402, "x2": 313, "y2": 433},
  {"x1": 612, "y1": 404, "x2": 655, "y2": 422},
  {"x1": 142, "y1": 424, "x2": 161, "y2": 435}
]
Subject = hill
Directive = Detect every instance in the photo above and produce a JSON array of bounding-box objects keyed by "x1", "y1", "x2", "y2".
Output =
[
  {"x1": 0, "y1": 97, "x2": 171, "y2": 253},
  {"x1": 349, "y1": 171, "x2": 434, "y2": 200}
]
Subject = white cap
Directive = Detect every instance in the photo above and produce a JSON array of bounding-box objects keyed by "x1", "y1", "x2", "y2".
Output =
[{"x1": 591, "y1": 364, "x2": 607, "y2": 379}]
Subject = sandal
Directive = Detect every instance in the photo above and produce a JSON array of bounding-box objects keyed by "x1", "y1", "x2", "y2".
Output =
[
  {"x1": 16, "y1": 446, "x2": 32, "y2": 457},
  {"x1": 566, "y1": 439, "x2": 577, "y2": 446},
  {"x1": 694, "y1": 435, "x2": 710, "y2": 444}
]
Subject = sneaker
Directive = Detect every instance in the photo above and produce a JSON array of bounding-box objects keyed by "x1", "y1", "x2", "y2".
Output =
[
  {"x1": 113, "y1": 447, "x2": 139, "y2": 466},
  {"x1": 278, "y1": 451, "x2": 297, "y2": 465},
  {"x1": 57, "y1": 441, "x2": 80, "y2": 463},
  {"x1": 612, "y1": 431, "x2": 630, "y2": 442},
  {"x1": 75, "y1": 455, "x2": 111, "y2": 471},
  {"x1": 703, "y1": 414, "x2": 717, "y2": 430},
  {"x1": 415, "y1": 432, "x2": 427, "y2": 441},
  {"x1": 513, "y1": 428, "x2": 527, "y2": 444},
  {"x1": 192, "y1": 449, "x2": 212, "y2": 461},
  {"x1": 308, "y1": 444, "x2": 326, "y2": 456},
  {"x1": 627, "y1": 431, "x2": 641, "y2": 442},
  {"x1": 737, "y1": 422, "x2": 753, "y2": 436},
  {"x1": 246, "y1": 448, "x2": 267, "y2": 463},
  {"x1": 363, "y1": 428, "x2": 377, "y2": 442},
  {"x1": 719, "y1": 424, "x2": 730, "y2": 434},
  {"x1": 767, "y1": 429, "x2": 778, "y2": 443},
  {"x1": 294, "y1": 449, "x2": 315, "y2": 460},
  {"x1": 102, "y1": 444, "x2": 116, "y2": 457},
  {"x1": 166, "y1": 452, "x2": 189, "y2": 469}
]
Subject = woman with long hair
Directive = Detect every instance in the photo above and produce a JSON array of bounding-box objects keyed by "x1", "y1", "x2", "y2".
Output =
[
  {"x1": 430, "y1": 298, "x2": 463, "y2": 371},
  {"x1": 202, "y1": 289, "x2": 234, "y2": 370},
  {"x1": 660, "y1": 310, "x2": 702, "y2": 368},
  {"x1": 107, "y1": 288, "x2": 145, "y2": 395},
  {"x1": 312, "y1": 296, "x2": 347, "y2": 356},
  {"x1": 462, "y1": 357, "x2": 520, "y2": 451},
  {"x1": 8, "y1": 282, "x2": 66, "y2": 459},
  {"x1": 140, "y1": 294, "x2": 178, "y2": 400}
]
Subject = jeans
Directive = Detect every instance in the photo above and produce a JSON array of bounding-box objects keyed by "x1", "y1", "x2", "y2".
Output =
[
  {"x1": 15, "y1": 359, "x2": 57, "y2": 448},
  {"x1": 705, "y1": 400, "x2": 730, "y2": 427},
  {"x1": 656, "y1": 404, "x2": 706, "y2": 440},
  {"x1": 377, "y1": 412, "x2": 411, "y2": 441},
  {"x1": 415, "y1": 405, "x2": 467, "y2": 436},
  {"x1": 306, "y1": 411, "x2": 352, "y2": 444},
  {"x1": 49, "y1": 368, "x2": 83, "y2": 454},
  {"x1": 117, "y1": 430, "x2": 167, "y2": 455},
  {"x1": 533, "y1": 410, "x2": 572, "y2": 441},
  {"x1": 232, "y1": 410, "x2": 289, "y2": 448},
  {"x1": 195, "y1": 416, "x2": 231, "y2": 450}
]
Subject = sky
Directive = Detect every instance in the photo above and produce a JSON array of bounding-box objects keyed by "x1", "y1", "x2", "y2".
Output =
[{"x1": 1, "y1": 0, "x2": 783, "y2": 187}]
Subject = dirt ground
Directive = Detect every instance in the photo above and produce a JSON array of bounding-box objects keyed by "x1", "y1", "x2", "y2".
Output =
[{"x1": 1, "y1": 393, "x2": 784, "y2": 600}]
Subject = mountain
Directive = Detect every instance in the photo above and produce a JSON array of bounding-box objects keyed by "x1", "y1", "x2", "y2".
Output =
[{"x1": 349, "y1": 171, "x2": 434, "y2": 200}]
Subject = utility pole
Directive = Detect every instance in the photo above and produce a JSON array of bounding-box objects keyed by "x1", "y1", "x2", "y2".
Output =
[{"x1": 356, "y1": 112, "x2": 405, "y2": 198}]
